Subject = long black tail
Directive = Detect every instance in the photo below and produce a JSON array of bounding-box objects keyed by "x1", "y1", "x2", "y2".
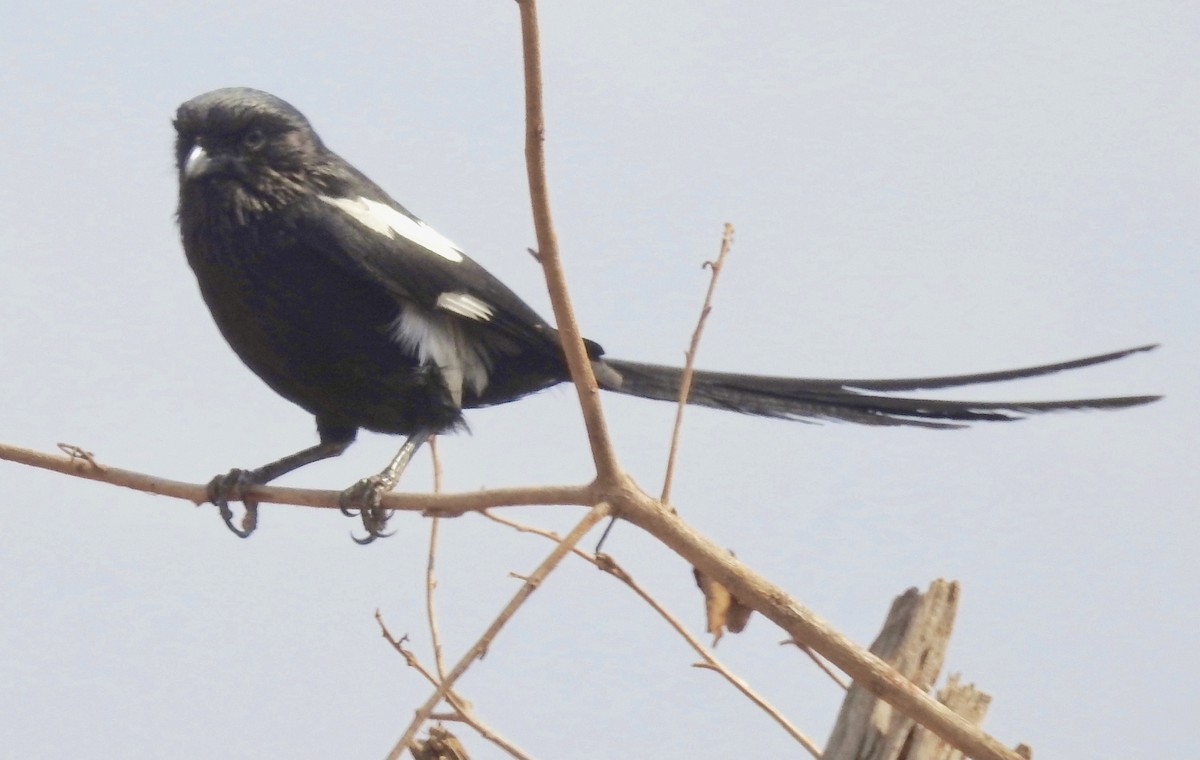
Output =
[{"x1": 596, "y1": 344, "x2": 1159, "y2": 429}]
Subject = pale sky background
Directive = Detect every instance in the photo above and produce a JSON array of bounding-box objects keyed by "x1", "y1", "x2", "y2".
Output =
[{"x1": 2, "y1": 2, "x2": 1196, "y2": 758}]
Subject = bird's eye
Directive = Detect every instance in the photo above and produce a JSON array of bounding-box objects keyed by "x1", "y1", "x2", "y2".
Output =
[{"x1": 242, "y1": 128, "x2": 266, "y2": 150}]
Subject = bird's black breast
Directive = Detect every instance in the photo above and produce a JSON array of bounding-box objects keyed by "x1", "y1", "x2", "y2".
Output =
[{"x1": 179, "y1": 191, "x2": 465, "y2": 435}]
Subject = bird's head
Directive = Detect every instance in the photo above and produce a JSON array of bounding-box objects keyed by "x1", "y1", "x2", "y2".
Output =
[{"x1": 174, "y1": 88, "x2": 330, "y2": 210}]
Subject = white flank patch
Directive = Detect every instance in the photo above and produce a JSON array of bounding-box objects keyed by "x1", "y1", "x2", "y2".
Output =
[
  {"x1": 436, "y1": 292, "x2": 493, "y2": 321},
  {"x1": 319, "y1": 195, "x2": 465, "y2": 263},
  {"x1": 390, "y1": 305, "x2": 490, "y2": 408}
]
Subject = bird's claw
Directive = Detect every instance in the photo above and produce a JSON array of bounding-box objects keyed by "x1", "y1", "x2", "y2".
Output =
[
  {"x1": 207, "y1": 468, "x2": 260, "y2": 538},
  {"x1": 339, "y1": 474, "x2": 396, "y2": 544}
]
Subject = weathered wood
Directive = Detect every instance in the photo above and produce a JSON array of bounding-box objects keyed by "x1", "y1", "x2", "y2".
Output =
[
  {"x1": 823, "y1": 579, "x2": 959, "y2": 760},
  {"x1": 822, "y1": 580, "x2": 1030, "y2": 759},
  {"x1": 906, "y1": 675, "x2": 993, "y2": 760}
]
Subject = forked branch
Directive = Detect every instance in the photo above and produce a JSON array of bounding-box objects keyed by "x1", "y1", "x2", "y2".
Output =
[{"x1": 509, "y1": 3, "x2": 1024, "y2": 756}]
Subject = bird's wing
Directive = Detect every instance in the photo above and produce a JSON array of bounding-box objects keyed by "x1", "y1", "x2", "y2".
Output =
[{"x1": 289, "y1": 189, "x2": 579, "y2": 359}]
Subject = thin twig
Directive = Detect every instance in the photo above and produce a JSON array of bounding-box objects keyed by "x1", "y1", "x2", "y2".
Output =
[
  {"x1": 385, "y1": 502, "x2": 613, "y2": 760},
  {"x1": 57, "y1": 442, "x2": 106, "y2": 472},
  {"x1": 516, "y1": 0, "x2": 621, "y2": 486},
  {"x1": 782, "y1": 639, "x2": 850, "y2": 690},
  {"x1": 616, "y1": 486, "x2": 1026, "y2": 760},
  {"x1": 376, "y1": 612, "x2": 531, "y2": 759},
  {"x1": 483, "y1": 510, "x2": 817, "y2": 756},
  {"x1": 427, "y1": 436, "x2": 447, "y2": 681},
  {"x1": 661, "y1": 223, "x2": 734, "y2": 505}
]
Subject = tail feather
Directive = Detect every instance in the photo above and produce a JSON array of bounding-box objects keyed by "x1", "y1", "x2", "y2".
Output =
[
  {"x1": 820, "y1": 344, "x2": 1158, "y2": 392},
  {"x1": 597, "y1": 346, "x2": 1159, "y2": 429}
]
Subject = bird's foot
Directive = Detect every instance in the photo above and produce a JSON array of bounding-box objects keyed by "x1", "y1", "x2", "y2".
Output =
[
  {"x1": 207, "y1": 468, "x2": 261, "y2": 538},
  {"x1": 339, "y1": 474, "x2": 396, "y2": 544}
]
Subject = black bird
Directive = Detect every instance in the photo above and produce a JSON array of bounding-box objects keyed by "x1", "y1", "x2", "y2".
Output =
[{"x1": 173, "y1": 87, "x2": 1159, "y2": 541}]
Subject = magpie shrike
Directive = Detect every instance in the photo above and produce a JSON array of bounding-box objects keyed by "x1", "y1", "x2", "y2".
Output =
[{"x1": 173, "y1": 87, "x2": 1158, "y2": 541}]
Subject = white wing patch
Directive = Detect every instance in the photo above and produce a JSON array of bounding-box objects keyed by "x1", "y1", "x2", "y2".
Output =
[
  {"x1": 390, "y1": 304, "x2": 491, "y2": 408},
  {"x1": 319, "y1": 195, "x2": 465, "y2": 263},
  {"x1": 436, "y1": 292, "x2": 494, "y2": 321}
]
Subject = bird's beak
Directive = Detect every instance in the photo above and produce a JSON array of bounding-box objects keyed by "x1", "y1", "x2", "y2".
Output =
[{"x1": 183, "y1": 144, "x2": 214, "y2": 180}]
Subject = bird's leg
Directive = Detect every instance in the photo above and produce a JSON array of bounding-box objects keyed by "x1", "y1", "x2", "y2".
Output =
[
  {"x1": 209, "y1": 438, "x2": 353, "y2": 538},
  {"x1": 339, "y1": 430, "x2": 434, "y2": 544}
]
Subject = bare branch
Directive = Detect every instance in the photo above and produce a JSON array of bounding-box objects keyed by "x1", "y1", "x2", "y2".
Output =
[
  {"x1": 375, "y1": 612, "x2": 531, "y2": 760},
  {"x1": 3, "y1": 443, "x2": 1025, "y2": 758},
  {"x1": 516, "y1": 0, "x2": 620, "y2": 484},
  {"x1": 427, "y1": 437, "x2": 447, "y2": 681},
  {"x1": 484, "y1": 510, "x2": 816, "y2": 755},
  {"x1": 603, "y1": 555, "x2": 819, "y2": 756},
  {"x1": 661, "y1": 223, "x2": 734, "y2": 505},
  {"x1": 781, "y1": 639, "x2": 850, "y2": 690},
  {"x1": 385, "y1": 501, "x2": 613, "y2": 759},
  {"x1": 616, "y1": 488, "x2": 1026, "y2": 760},
  {"x1": 0, "y1": 441, "x2": 591, "y2": 515}
]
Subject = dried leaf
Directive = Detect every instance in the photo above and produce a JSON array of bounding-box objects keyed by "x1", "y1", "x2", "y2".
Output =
[
  {"x1": 412, "y1": 725, "x2": 470, "y2": 760},
  {"x1": 693, "y1": 564, "x2": 753, "y2": 644}
]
